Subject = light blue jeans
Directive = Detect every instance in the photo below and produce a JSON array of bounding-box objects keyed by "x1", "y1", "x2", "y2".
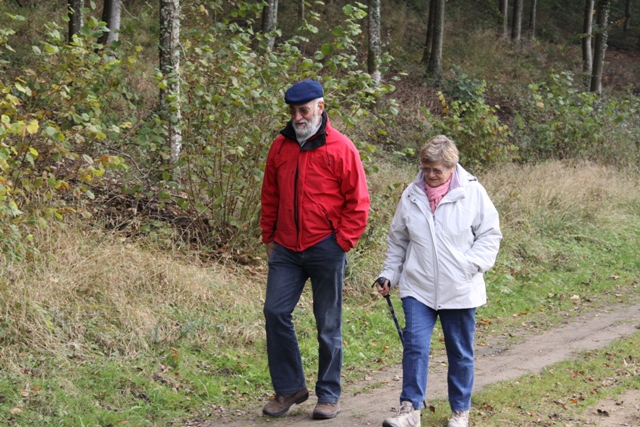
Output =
[
  {"x1": 400, "y1": 297, "x2": 476, "y2": 412},
  {"x1": 263, "y1": 236, "x2": 346, "y2": 404}
]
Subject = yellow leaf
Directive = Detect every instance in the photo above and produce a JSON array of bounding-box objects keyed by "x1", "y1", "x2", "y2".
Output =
[{"x1": 26, "y1": 120, "x2": 39, "y2": 134}]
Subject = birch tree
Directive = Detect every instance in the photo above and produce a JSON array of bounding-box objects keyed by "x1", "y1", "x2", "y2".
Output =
[
  {"x1": 499, "y1": 0, "x2": 508, "y2": 39},
  {"x1": 68, "y1": 0, "x2": 84, "y2": 43},
  {"x1": 590, "y1": 0, "x2": 610, "y2": 94},
  {"x1": 511, "y1": 0, "x2": 524, "y2": 44},
  {"x1": 99, "y1": 0, "x2": 121, "y2": 48},
  {"x1": 159, "y1": 0, "x2": 182, "y2": 163},
  {"x1": 367, "y1": 0, "x2": 381, "y2": 85},
  {"x1": 582, "y1": 0, "x2": 595, "y2": 73},
  {"x1": 262, "y1": 0, "x2": 278, "y2": 50},
  {"x1": 427, "y1": 0, "x2": 444, "y2": 79}
]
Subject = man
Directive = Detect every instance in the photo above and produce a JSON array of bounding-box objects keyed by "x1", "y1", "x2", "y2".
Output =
[{"x1": 260, "y1": 80, "x2": 370, "y2": 420}]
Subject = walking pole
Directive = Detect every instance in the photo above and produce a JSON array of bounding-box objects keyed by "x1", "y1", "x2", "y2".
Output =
[
  {"x1": 385, "y1": 295, "x2": 404, "y2": 345},
  {"x1": 374, "y1": 278, "x2": 404, "y2": 344},
  {"x1": 374, "y1": 277, "x2": 427, "y2": 412}
]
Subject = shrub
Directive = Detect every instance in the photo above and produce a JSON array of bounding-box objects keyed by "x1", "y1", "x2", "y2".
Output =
[
  {"x1": 424, "y1": 71, "x2": 515, "y2": 172},
  {"x1": 0, "y1": 15, "x2": 128, "y2": 260},
  {"x1": 147, "y1": 1, "x2": 396, "y2": 253},
  {"x1": 514, "y1": 71, "x2": 640, "y2": 164}
]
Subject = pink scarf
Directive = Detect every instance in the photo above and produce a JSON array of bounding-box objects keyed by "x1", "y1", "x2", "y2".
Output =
[{"x1": 425, "y1": 176, "x2": 452, "y2": 213}]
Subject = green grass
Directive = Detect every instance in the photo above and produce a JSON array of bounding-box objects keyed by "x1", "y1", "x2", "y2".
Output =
[
  {"x1": 420, "y1": 332, "x2": 640, "y2": 427},
  {"x1": 2, "y1": 161, "x2": 640, "y2": 426}
]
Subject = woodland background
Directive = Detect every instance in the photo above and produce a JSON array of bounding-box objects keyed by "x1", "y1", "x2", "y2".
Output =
[{"x1": 0, "y1": 0, "x2": 639, "y2": 426}]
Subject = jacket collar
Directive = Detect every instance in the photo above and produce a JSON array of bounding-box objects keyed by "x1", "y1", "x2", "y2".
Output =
[
  {"x1": 411, "y1": 164, "x2": 477, "y2": 202},
  {"x1": 280, "y1": 112, "x2": 328, "y2": 150}
]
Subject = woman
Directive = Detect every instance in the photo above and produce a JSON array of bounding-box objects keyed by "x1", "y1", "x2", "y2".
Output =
[{"x1": 376, "y1": 135, "x2": 502, "y2": 427}]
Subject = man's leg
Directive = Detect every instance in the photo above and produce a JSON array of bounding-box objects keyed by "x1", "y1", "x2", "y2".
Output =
[
  {"x1": 264, "y1": 243, "x2": 309, "y2": 395},
  {"x1": 305, "y1": 236, "x2": 346, "y2": 405}
]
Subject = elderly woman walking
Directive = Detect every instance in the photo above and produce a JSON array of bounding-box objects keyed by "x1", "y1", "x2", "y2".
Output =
[{"x1": 376, "y1": 135, "x2": 502, "y2": 427}]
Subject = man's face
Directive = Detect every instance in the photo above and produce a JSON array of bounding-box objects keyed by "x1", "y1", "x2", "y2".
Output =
[{"x1": 289, "y1": 99, "x2": 324, "y2": 140}]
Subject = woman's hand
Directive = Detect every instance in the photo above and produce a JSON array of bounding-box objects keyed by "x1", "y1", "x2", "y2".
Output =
[{"x1": 376, "y1": 277, "x2": 390, "y2": 296}]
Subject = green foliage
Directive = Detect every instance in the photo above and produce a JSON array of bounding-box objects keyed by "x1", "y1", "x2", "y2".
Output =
[
  {"x1": 515, "y1": 71, "x2": 640, "y2": 163},
  {"x1": 424, "y1": 73, "x2": 515, "y2": 172},
  {"x1": 149, "y1": 0, "x2": 395, "y2": 251},
  {"x1": 0, "y1": 16, "x2": 128, "y2": 259}
]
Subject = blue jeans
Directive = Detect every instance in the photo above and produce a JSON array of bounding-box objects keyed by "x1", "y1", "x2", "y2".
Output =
[
  {"x1": 263, "y1": 236, "x2": 346, "y2": 404},
  {"x1": 400, "y1": 297, "x2": 476, "y2": 411}
]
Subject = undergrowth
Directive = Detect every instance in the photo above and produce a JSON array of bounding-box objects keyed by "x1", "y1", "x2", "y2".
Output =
[{"x1": 2, "y1": 161, "x2": 640, "y2": 426}]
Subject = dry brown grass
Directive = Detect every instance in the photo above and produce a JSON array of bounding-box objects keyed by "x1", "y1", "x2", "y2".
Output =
[
  {"x1": 2, "y1": 160, "x2": 638, "y2": 374},
  {"x1": 0, "y1": 223, "x2": 265, "y2": 372},
  {"x1": 483, "y1": 160, "x2": 640, "y2": 228}
]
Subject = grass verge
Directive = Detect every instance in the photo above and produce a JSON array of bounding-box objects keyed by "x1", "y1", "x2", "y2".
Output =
[
  {"x1": 0, "y1": 160, "x2": 639, "y2": 426},
  {"x1": 420, "y1": 331, "x2": 640, "y2": 427}
]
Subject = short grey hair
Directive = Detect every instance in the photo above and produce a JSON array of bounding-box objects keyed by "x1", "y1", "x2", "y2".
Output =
[{"x1": 420, "y1": 135, "x2": 459, "y2": 168}]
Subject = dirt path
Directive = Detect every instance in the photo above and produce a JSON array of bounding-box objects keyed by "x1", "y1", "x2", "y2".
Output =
[{"x1": 196, "y1": 302, "x2": 640, "y2": 427}]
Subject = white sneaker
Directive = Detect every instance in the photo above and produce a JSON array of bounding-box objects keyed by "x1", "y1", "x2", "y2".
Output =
[
  {"x1": 447, "y1": 410, "x2": 469, "y2": 427},
  {"x1": 382, "y1": 401, "x2": 421, "y2": 427}
]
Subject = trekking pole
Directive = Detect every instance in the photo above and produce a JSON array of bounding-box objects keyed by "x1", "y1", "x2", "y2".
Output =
[
  {"x1": 385, "y1": 295, "x2": 404, "y2": 345},
  {"x1": 374, "y1": 277, "x2": 404, "y2": 344},
  {"x1": 374, "y1": 277, "x2": 428, "y2": 412}
]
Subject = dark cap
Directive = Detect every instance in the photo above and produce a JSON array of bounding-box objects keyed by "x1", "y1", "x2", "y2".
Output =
[{"x1": 284, "y1": 80, "x2": 324, "y2": 105}]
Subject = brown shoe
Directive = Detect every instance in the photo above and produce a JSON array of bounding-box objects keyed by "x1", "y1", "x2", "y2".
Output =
[
  {"x1": 262, "y1": 388, "x2": 309, "y2": 417},
  {"x1": 312, "y1": 402, "x2": 340, "y2": 420}
]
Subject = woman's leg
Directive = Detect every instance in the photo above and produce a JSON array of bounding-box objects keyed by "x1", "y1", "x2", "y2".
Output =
[
  {"x1": 400, "y1": 297, "x2": 438, "y2": 410},
  {"x1": 439, "y1": 308, "x2": 476, "y2": 411}
]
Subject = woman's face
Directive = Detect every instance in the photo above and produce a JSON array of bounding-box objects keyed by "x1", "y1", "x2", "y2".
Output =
[{"x1": 421, "y1": 160, "x2": 454, "y2": 187}]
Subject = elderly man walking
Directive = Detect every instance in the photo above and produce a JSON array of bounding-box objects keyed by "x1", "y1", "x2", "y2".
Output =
[{"x1": 260, "y1": 80, "x2": 370, "y2": 420}]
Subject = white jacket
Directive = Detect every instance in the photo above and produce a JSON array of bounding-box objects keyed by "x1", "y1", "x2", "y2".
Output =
[{"x1": 379, "y1": 164, "x2": 502, "y2": 310}]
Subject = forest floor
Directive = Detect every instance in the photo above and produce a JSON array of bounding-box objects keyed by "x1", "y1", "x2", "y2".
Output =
[{"x1": 184, "y1": 300, "x2": 640, "y2": 427}]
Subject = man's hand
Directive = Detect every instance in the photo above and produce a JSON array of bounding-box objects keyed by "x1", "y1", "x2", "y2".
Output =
[
  {"x1": 375, "y1": 277, "x2": 390, "y2": 297},
  {"x1": 266, "y1": 241, "x2": 276, "y2": 259}
]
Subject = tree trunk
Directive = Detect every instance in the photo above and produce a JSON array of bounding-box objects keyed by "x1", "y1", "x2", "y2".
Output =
[
  {"x1": 367, "y1": 0, "x2": 381, "y2": 85},
  {"x1": 421, "y1": 0, "x2": 436, "y2": 64},
  {"x1": 261, "y1": 0, "x2": 278, "y2": 50},
  {"x1": 427, "y1": 0, "x2": 444, "y2": 79},
  {"x1": 159, "y1": 0, "x2": 182, "y2": 163},
  {"x1": 582, "y1": 0, "x2": 594, "y2": 73},
  {"x1": 68, "y1": 0, "x2": 84, "y2": 43},
  {"x1": 511, "y1": 0, "x2": 524, "y2": 44},
  {"x1": 529, "y1": 0, "x2": 537, "y2": 39},
  {"x1": 99, "y1": 0, "x2": 121, "y2": 47},
  {"x1": 624, "y1": 0, "x2": 631, "y2": 31},
  {"x1": 590, "y1": 0, "x2": 610, "y2": 94},
  {"x1": 499, "y1": 0, "x2": 508, "y2": 39},
  {"x1": 300, "y1": 0, "x2": 304, "y2": 21}
]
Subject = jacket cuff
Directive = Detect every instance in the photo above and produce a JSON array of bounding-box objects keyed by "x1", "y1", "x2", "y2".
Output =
[{"x1": 336, "y1": 235, "x2": 351, "y2": 252}]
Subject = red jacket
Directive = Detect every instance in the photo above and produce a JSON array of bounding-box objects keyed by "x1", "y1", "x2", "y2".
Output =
[{"x1": 261, "y1": 113, "x2": 370, "y2": 252}]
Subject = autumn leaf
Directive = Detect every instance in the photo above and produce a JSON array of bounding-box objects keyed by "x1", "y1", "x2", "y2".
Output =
[{"x1": 26, "y1": 120, "x2": 38, "y2": 134}]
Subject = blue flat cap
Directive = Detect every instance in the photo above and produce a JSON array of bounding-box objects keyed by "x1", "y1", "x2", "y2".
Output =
[{"x1": 284, "y1": 80, "x2": 324, "y2": 105}]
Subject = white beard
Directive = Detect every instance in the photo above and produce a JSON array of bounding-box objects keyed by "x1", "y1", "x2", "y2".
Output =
[{"x1": 294, "y1": 111, "x2": 322, "y2": 145}]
